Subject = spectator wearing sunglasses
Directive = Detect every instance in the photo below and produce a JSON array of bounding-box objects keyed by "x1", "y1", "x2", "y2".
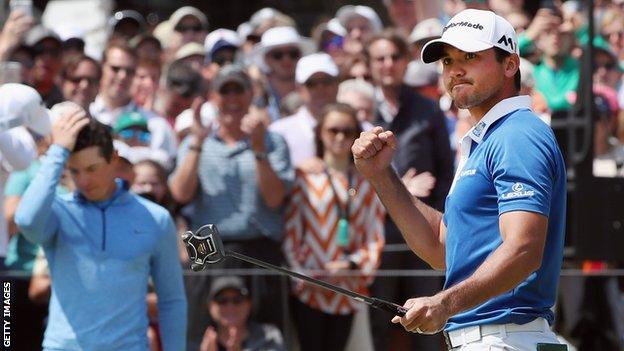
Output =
[
  {"x1": 24, "y1": 26, "x2": 64, "y2": 108},
  {"x1": 61, "y1": 54, "x2": 101, "y2": 111},
  {"x1": 203, "y1": 29, "x2": 242, "y2": 83},
  {"x1": 269, "y1": 53, "x2": 339, "y2": 167},
  {"x1": 170, "y1": 65, "x2": 293, "y2": 347},
  {"x1": 251, "y1": 26, "x2": 315, "y2": 122},
  {"x1": 90, "y1": 42, "x2": 177, "y2": 162},
  {"x1": 200, "y1": 276, "x2": 285, "y2": 351},
  {"x1": 113, "y1": 112, "x2": 151, "y2": 147},
  {"x1": 169, "y1": 6, "x2": 209, "y2": 51},
  {"x1": 365, "y1": 30, "x2": 453, "y2": 351}
]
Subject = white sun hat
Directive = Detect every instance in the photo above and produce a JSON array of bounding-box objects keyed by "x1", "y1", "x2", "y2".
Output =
[{"x1": 250, "y1": 26, "x2": 315, "y2": 73}]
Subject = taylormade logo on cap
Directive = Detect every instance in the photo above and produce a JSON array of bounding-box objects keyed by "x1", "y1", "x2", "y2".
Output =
[
  {"x1": 443, "y1": 21, "x2": 484, "y2": 32},
  {"x1": 421, "y1": 9, "x2": 518, "y2": 64}
]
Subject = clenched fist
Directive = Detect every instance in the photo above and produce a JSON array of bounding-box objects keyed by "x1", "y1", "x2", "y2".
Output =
[{"x1": 351, "y1": 126, "x2": 397, "y2": 180}]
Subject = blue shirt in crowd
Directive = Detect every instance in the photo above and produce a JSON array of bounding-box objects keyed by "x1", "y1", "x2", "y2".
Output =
[
  {"x1": 15, "y1": 144, "x2": 187, "y2": 351},
  {"x1": 179, "y1": 131, "x2": 293, "y2": 242},
  {"x1": 442, "y1": 96, "x2": 567, "y2": 331}
]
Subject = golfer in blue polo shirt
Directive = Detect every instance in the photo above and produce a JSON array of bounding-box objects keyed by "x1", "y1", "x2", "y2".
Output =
[{"x1": 352, "y1": 9, "x2": 566, "y2": 351}]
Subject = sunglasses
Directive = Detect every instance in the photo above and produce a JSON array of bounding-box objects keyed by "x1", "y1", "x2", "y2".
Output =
[
  {"x1": 212, "y1": 54, "x2": 235, "y2": 67},
  {"x1": 214, "y1": 295, "x2": 246, "y2": 305},
  {"x1": 305, "y1": 77, "x2": 336, "y2": 88},
  {"x1": 348, "y1": 74, "x2": 372, "y2": 82},
  {"x1": 67, "y1": 75, "x2": 99, "y2": 85},
  {"x1": 268, "y1": 48, "x2": 301, "y2": 61},
  {"x1": 325, "y1": 127, "x2": 358, "y2": 138},
  {"x1": 596, "y1": 62, "x2": 617, "y2": 71},
  {"x1": 219, "y1": 84, "x2": 246, "y2": 95},
  {"x1": 246, "y1": 34, "x2": 261, "y2": 44},
  {"x1": 118, "y1": 129, "x2": 151, "y2": 144},
  {"x1": 372, "y1": 53, "x2": 404, "y2": 64},
  {"x1": 175, "y1": 25, "x2": 203, "y2": 33},
  {"x1": 107, "y1": 64, "x2": 136, "y2": 76}
]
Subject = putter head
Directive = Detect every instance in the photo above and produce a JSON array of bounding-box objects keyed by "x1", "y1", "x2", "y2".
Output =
[{"x1": 181, "y1": 224, "x2": 226, "y2": 271}]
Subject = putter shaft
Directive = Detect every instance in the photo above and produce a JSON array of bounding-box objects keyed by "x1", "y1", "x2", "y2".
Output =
[{"x1": 227, "y1": 250, "x2": 407, "y2": 317}]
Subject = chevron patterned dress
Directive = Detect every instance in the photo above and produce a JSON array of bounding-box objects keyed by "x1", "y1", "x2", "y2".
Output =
[{"x1": 283, "y1": 168, "x2": 385, "y2": 315}]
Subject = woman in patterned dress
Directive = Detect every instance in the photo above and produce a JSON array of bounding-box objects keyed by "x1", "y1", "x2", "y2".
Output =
[{"x1": 283, "y1": 102, "x2": 385, "y2": 351}]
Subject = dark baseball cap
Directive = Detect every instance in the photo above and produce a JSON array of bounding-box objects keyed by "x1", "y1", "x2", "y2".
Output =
[
  {"x1": 212, "y1": 64, "x2": 252, "y2": 92},
  {"x1": 208, "y1": 276, "x2": 250, "y2": 300}
]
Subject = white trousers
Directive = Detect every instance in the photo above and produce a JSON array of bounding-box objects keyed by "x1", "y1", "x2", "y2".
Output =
[{"x1": 450, "y1": 329, "x2": 562, "y2": 350}]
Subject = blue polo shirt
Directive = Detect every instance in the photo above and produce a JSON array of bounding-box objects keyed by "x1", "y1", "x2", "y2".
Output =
[{"x1": 442, "y1": 96, "x2": 566, "y2": 331}]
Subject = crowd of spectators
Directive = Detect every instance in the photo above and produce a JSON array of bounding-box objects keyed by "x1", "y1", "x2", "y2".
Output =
[{"x1": 0, "y1": 0, "x2": 623, "y2": 350}]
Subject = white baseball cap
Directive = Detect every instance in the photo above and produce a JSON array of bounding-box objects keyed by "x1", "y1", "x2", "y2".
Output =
[
  {"x1": 0, "y1": 84, "x2": 51, "y2": 135},
  {"x1": 421, "y1": 9, "x2": 518, "y2": 64},
  {"x1": 336, "y1": 5, "x2": 383, "y2": 33},
  {"x1": 409, "y1": 18, "x2": 443, "y2": 44},
  {"x1": 204, "y1": 29, "x2": 242, "y2": 60},
  {"x1": 295, "y1": 53, "x2": 339, "y2": 84}
]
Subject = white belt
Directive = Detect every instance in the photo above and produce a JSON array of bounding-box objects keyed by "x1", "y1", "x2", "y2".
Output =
[{"x1": 445, "y1": 318, "x2": 549, "y2": 348}]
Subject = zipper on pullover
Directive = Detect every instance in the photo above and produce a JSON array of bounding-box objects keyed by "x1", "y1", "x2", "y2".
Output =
[{"x1": 100, "y1": 208, "x2": 106, "y2": 251}]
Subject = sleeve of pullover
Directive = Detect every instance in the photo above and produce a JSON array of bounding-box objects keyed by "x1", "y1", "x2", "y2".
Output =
[
  {"x1": 14, "y1": 144, "x2": 67, "y2": 245},
  {"x1": 151, "y1": 214, "x2": 188, "y2": 351}
]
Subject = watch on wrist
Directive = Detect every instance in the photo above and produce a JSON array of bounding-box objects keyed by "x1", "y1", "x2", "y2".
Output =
[{"x1": 254, "y1": 151, "x2": 268, "y2": 161}]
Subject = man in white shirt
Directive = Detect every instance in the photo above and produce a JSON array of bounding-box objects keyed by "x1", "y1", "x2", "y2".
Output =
[
  {"x1": 89, "y1": 42, "x2": 177, "y2": 160},
  {"x1": 269, "y1": 53, "x2": 339, "y2": 167}
]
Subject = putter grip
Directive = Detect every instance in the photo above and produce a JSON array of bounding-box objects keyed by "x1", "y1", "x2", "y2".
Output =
[{"x1": 371, "y1": 297, "x2": 408, "y2": 317}]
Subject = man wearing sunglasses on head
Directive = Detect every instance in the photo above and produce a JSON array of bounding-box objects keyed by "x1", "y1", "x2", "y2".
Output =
[
  {"x1": 200, "y1": 276, "x2": 285, "y2": 351},
  {"x1": 90, "y1": 42, "x2": 177, "y2": 165}
]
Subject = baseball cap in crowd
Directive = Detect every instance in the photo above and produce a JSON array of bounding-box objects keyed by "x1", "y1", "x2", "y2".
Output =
[
  {"x1": 169, "y1": 6, "x2": 208, "y2": 31},
  {"x1": 403, "y1": 60, "x2": 440, "y2": 88},
  {"x1": 0, "y1": 83, "x2": 51, "y2": 135},
  {"x1": 113, "y1": 111, "x2": 148, "y2": 133},
  {"x1": 25, "y1": 25, "x2": 61, "y2": 47},
  {"x1": 204, "y1": 29, "x2": 242, "y2": 62},
  {"x1": 251, "y1": 26, "x2": 315, "y2": 72},
  {"x1": 212, "y1": 64, "x2": 252, "y2": 92},
  {"x1": 421, "y1": 9, "x2": 518, "y2": 64},
  {"x1": 295, "y1": 53, "x2": 339, "y2": 84},
  {"x1": 409, "y1": 18, "x2": 443, "y2": 44},
  {"x1": 108, "y1": 10, "x2": 146, "y2": 34},
  {"x1": 166, "y1": 61, "x2": 202, "y2": 98},
  {"x1": 336, "y1": 5, "x2": 383, "y2": 33},
  {"x1": 208, "y1": 276, "x2": 250, "y2": 301},
  {"x1": 326, "y1": 18, "x2": 347, "y2": 37}
]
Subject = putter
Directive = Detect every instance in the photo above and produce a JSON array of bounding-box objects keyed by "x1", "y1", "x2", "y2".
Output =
[{"x1": 182, "y1": 224, "x2": 408, "y2": 317}]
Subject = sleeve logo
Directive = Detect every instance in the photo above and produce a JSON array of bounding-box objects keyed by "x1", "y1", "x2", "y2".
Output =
[{"x1": 501, "y1": 182, "x2": 534, "y2": 200}]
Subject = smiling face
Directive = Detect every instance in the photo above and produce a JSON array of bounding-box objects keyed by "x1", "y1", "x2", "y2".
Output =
[
  {"x1": 368, "y1": 38, "x2": 409, "y2": 88},
  {"x1": 320, "y1": 110, "x2": 360, "y2": 160},
  {"x1": 208, "y1": 288, "x2": 252, "y2": 329},
  {"x1": 212, "y1": 81, "x2": 253, "y2": 127},
  {"x1": 101, "y1": 48, "x2": 136, "y2": 103},
  {"x1": 440, "y1": 45, "x2": 510, "y2": 115}
]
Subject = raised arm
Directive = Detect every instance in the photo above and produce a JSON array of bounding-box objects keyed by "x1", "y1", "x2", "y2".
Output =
[
  {"x1": 169, "y1": 98, "x2": 210, "y2": 204},
  {"x1": 15, "y1": 108, "x2": 88, "y2": 245},
  {"x1": 352, "y1": 127, "x2": 446, "y2": 270}
]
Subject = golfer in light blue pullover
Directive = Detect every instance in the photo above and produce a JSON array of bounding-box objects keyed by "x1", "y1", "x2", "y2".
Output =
[{"x1": 15, "y1": 106, "x2": 187, "y2": 351}]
